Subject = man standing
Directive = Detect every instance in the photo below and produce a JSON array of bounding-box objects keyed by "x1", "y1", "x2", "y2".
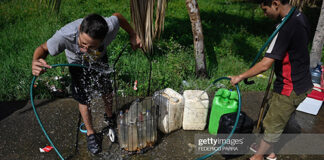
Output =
[
  {"x1": 229, "y1": 0, "x2": 313, "y2": 159},
  {"x1": 31, "y1": 13, "x2": 141, "y2": 154}
]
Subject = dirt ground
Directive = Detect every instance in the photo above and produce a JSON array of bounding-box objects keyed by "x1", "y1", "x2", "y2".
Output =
[{"x1": 1, "y1": 92, "x2": 324, "y2": 160}]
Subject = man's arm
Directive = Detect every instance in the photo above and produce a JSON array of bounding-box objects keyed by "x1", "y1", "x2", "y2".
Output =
[
  {"x1": 112, "y1": 13, "x2": 142, "y2": 50},
  {"x1": 32, "y1": 42, "x2": 52, "y2": 76},
  {"x1": 229, "y1": 57, "x2": 274, "y2": 86}
]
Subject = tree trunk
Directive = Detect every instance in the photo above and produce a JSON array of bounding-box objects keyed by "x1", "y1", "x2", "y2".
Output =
[
  {"x1": 186, "y1": 0, "x2": 208, "y2": 78},
  {"x1": 310, "y1": 0, "x2": 324, "y2": 68}
]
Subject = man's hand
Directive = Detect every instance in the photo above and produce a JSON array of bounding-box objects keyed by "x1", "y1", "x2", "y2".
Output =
[
  {"x1": 228, "y1": 75, "x2": 244, "y2": 87},
  {"x1": 228, "y1": 57, "x2": 274, "y2": 86},
  {"x1": 130, "y1": 33, "x2": 142, "y2": 50},
  {"x1": 32, "y1": 58, "x2": 51, "y2": 76}
]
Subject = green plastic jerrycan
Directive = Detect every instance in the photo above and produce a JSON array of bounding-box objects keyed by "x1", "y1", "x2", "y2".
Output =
[{"x1": 208, "y1": 88, "x2": 239, "y2": 135}]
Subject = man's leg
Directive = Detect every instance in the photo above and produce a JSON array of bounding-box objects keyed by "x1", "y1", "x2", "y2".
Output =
[
  {"x1": 249, "y1": 90, "x2": 308, "y2": 160},
  {"x1": 250, "y1": 139, "x2": 272, "y2": 160},
  {"x1": 250, "y1": 93, "x2": 290, "y2": 160}
]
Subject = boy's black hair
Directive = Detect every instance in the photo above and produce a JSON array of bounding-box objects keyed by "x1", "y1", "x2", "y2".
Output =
[
  {"x1": 80, "y1": 13, "x2": 108, "y2": 40},
  {"x1": 258, "y1": 0, "x2": 289, "y2": 6}
]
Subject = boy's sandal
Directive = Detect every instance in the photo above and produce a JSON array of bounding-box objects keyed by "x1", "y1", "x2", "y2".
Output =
[{"x1": 86, "y1": 134, "x2": 101, "y2": 154}]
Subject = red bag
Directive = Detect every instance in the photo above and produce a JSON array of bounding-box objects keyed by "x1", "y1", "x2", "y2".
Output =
[{"x1": 307, "y1": 89, "x2": 324, "y2": 101}]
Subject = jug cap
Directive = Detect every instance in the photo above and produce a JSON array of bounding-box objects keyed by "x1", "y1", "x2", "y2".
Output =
[
  {"x1": 215, "y1": 88, "x2": 225, "y2": 96},
  {"x1": 170, "y1": 97, "x2": 179, "y2": 103},
  {"x1": 229, "y1": 91, "x2": 239, "y2": 100},
  {"x1": 222, "y1": 89, "x2": 231, "y2": 98}
]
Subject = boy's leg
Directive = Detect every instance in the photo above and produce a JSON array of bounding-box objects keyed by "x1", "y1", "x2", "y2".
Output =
[
  {"x1": 102, "y1": 93, "x2": 113, "y2": 118},
  {"x1": 78, "y1": 103, "x2": 95, "y2": 136},
  {"x1": 97, "y1": 68, "x2": 114, "y2": 125},
  {"x1": 101, "y1": 87, "x2": 116, "y2": 142},
  {"x1": 69, "y1": 66, "x2": 101, "y2": 154},
  {"x1": 79, "y1": 103, "x2": 102, "y2": 154},
  {"x1": 102, "y1": 92, "x2": 117, "y2": 133}
]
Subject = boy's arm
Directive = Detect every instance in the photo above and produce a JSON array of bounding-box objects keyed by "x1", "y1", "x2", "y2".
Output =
[
  {"x1": 229, "y1": 57, "x2": 274, "y2": 86},
  {"x1": 32, "y1": 42, "x2": 52, "y2": 76},
  {"x1": 112, "y1": 13, "x2": 142, "y2": 50}
]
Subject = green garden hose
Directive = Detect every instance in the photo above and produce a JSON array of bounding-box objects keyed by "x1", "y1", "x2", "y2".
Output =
[
  {"x1": 196, "y1": 77, "x2": 241, "y2": 160},
  {"x1": 198, "y1": 7, "x2": 296, "y2": 160},
  {"x1": 30, "y1": 44, "x2": 128, "y2": 159},
  {"x1": 30, "y1": 63, "x2": 87, "y2": 160}
]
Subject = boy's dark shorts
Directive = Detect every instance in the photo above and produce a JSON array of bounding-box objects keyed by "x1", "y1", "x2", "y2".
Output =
[{"x1": 69, "y1": 66, "x2": 113, "y2": 105}]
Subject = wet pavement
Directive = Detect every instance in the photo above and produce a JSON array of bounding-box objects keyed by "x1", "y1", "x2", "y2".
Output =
[{"x1": 1, "y1": 92, "x2": 324, "y2": 160}]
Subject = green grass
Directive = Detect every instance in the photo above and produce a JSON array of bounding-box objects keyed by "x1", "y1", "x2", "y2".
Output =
[{"x1": 0, "y1": 0, "x2": 321, "y2": 101}]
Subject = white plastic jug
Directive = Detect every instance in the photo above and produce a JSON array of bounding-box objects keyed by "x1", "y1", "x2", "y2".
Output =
[
  {"x1": 153, "y1": 88, "x2": 184, "y2": 134},
  {"x1": 183, "y1": 90, "x2": 209, "y2": 130}
]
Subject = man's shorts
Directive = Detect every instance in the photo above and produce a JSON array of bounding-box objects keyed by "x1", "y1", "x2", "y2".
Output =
[
  {"x1": 263, "y1": 89, "x2": 312, "y2": 143},
  {"x1": 69, "y1": 65, "x2": 113, "y2": 105}
]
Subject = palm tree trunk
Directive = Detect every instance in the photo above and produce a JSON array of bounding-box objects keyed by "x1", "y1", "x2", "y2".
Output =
[
  {"x1": 33, "y1": 0, "x2": 61, "y2": 13},
  {"x1": 310, "y1": 0, "x2": 324, "y2": 68},
  {"x1": 186, "y1": 0, "x2": 208, "y2": 78}
]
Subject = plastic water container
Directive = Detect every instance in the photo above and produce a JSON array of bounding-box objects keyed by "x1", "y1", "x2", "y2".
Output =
[
  {"x1": 117, "y1": 111, "x2": 127, "y2": 148},
  {"x1": 182, "y1": 90, "x2": 209, "y2": 130},
  {"x1": 208, "y1": 88, "x2": 238, "y2": 135},
  {"x1": 127, "y1": 121, "x2": 138, "y2": 151},
  {"x1": 311, "y1": 64, "x2": 322, "y2": 85},
  {"x1": 137, "y1": 112, "x2": 146, "y2": 149},
  {"x1": 120, "y1": 98, "x2": 157, "y2": 151},
  {"x1": 153, "y1": 88, "x2": 184, "y2": 134},
  {"x1": 125, "y1": 99, "x2": 141, "y2": 151},
  {"x1": 145, "y1": 110, "x2": 157, "y2": 145}
]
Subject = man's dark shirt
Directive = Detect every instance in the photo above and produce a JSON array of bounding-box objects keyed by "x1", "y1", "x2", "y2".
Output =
[{"x1": 265, "y1": 9, "x2": 313, "y2": 96}]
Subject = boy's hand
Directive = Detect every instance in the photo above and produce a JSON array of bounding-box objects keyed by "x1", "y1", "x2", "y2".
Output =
[
  {"x1": 32, "y1": 58, "x2": 51, "y2": 76},
  {"x1": 130, "y1": 33, "x2": 142, "y2": 50}
]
